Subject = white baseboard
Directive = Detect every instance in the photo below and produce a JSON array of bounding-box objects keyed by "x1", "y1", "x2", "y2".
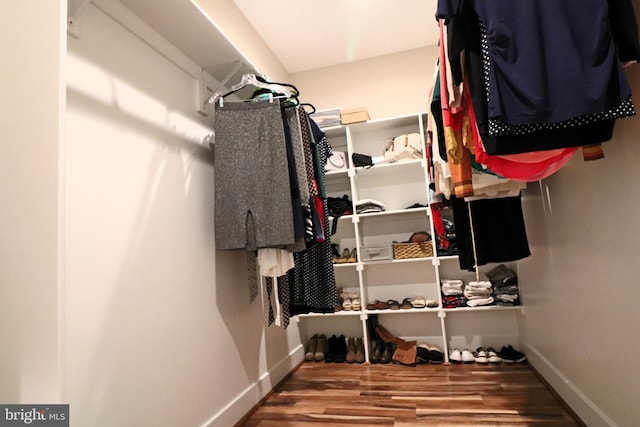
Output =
[
  {"x1": 201, "y1": 343, "x2": 305, "y2": 427},
  {"x1": 524, "y1": 343, "x2": 618, "y2": 427}
]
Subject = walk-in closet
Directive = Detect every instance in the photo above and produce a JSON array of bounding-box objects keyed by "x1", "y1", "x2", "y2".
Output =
[{"x1": 2, "y1": 1, "x2": 640, "y2": 426}]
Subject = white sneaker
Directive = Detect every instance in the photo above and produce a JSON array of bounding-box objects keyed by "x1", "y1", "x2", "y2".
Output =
[
  {"x1": 474, "y1": 347, "x2": 488, "y2": 364},
  {"x1": 449, "y1": 348, "x2": 462, "y2": 363},
  {"x1": 461, "y1": 349, "x2": 475, "y2": 363},
  {"x1": 486, "y1": 347, "x2": 502, "y2": 363}
]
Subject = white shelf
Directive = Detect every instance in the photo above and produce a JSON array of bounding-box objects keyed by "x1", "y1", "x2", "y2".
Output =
[
  {"x1": 442, "y1": 305, "x2": 523, "y2": 313},
  {"x1": 297, "y1": 113, "x2": 521, "y2": 365}
]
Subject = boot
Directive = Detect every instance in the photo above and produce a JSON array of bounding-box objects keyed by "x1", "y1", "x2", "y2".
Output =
[
  {"x1": 325, "y1": 335, "x2": 337, "y2": 363},
  {"x1": 375, "y1": 324, "x2": 397, "y2": 343},
  {"x1": 346, "y1": 337, "x2": 357, "y2": 363},
  {"x1": 392, "y1": 339, "x2": 417, "y2": 366},
  {"x1": 380, "y1": 342, "x2": 394, "y2": 364},
  {"x1": 305, "y1": 334, "x2": 318, "y2": 361},
  {"x1": 315, "y1": 334, "x2": 327, "y2": 362},
  {"x1": 355, "y1": 337, "x2": 365, "y2": 363},
  {"x1": 334, "y1": 335, "x2": 347, "y2": 363},
  {"x1": 370, "y1": 340, "x2": 383, "y2": 364}
]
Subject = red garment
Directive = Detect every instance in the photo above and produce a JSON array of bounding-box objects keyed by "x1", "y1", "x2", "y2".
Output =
[{"x1": 464, "y1": 81, "x2": 578, "y2": 182}]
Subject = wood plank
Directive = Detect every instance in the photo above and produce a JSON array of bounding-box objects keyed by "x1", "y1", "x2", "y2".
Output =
[{"x1": 237, "y1": 362, "x2": 582, "y2": 426}]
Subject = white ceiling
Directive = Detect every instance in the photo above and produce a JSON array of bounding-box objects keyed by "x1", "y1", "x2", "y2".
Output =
[
  {"x1": 232, "y1": 0, "x2": 440, "y2": 73},
  {"x1": 115, "y1": 0, "x2": 439, "y2": 82}
]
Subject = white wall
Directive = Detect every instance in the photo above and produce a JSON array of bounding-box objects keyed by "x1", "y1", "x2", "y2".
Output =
[
  {"x1": 0, "y1": 0, "x2": 66, "y2": 403},
  {"x1": 517, "y1": 66, "x2": 640, "y2": 427},
  {"x1": 291, "y1": 46, "x2": 437, "y2": 120},
  {"x1": 0, "y1": 1, "x2": 303, "y2": 424}
]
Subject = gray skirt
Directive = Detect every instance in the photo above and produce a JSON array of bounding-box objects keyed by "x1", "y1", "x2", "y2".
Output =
[{"x1": 214, "y1": 100, "x2": 295, "y2": 250}]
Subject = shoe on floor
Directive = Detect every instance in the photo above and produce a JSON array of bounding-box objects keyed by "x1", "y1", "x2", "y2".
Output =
[
  {"x1": 370, "y1": 340, "x2": 384, "y2": 364},
  {"x1": 474, "y1": 347, "x2": 489, "y2": 364},
  {"x1": 500, "y1": 345, "x2": 527, "y2": 363},
  {"x1": 486, "y1": 347, "x2": 502, "y2": 363},
  {"x1": 355, "y1": 337, "x2": 365, "y2": 363},
  {"x1": 461, "y1": 349, "x2": 475, "y2": 363},
  {"x1": 346, "y1": 337, "x2": 357, "y2": 363},
  {"x1": 449, "y1": 348, "x2": 462, "y2": 364},
  {"x1": 305, "y1": 334, "x2": 318, "y2": 361},
  {"x1": 324, "y1": 335, "x2": 337, "y2": 363},
  {"x1": 416, "y1": 345, "x2": 430, "y2": 364},
  {"x1": 427, "y1": 345, "x2": 444, "y2": 364},
  {"x1": 315, "y1": 334, "x2": 328, "y2": 362},
  {"x1": 380, "y1": 342, "x2": 394, "y2": 364},
  {"x1": 334, "y1": 335, "x2": 348, "y2": 363}
]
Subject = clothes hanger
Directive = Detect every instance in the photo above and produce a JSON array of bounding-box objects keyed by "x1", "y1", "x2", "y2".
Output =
[
  {"x1": 300, "y1": 103, "x2": 316, "y2": 114},
  {"x1": 221, "y1": 73, "x2": 294, "y2": 99}
]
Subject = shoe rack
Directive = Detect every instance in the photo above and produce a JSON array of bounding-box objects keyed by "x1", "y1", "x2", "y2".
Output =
[{"x1": 294, "y1": 113, "x2": 523, "y2": 363}]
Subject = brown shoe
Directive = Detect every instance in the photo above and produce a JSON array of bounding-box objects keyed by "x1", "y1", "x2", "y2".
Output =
[
  {"x1": 305, "y1": 334, "x2": 318, "y2": 361},
  {"x1": 392, "y1": 339, "x2": 417, "y2": 366},
  {"x1": 346, "y1": 337, "x2": 357, "y2": 363},
  {"x1": 355, "y1": 337, "x2": 365, "y2": 363},
  {"x1": 375, "y1": 324, "x2": 397, "y2": 343},
  {"x1": 315, "y1": 334, "x2": 327, "y2": 362}
]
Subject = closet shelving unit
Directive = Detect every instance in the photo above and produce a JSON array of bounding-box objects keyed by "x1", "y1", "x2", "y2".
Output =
[{"x1": 295, "y1": 113, "x2": 523, "y2": 363}]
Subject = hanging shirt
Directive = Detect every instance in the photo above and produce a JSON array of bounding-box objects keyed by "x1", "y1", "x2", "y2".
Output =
[{"x1": 437, "y1": 0, "x2": 639, "y2": 125}]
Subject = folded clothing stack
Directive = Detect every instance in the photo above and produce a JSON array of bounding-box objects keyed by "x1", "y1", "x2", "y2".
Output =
[
  {"x1": 356, "y1": 198, "x2": 386, "y2": 214},
  {"x1": 464, "y1": 281, "x2": 494, "y2": 307},
  {"x1": 441, "y1": 279, "x2": 466, "y2": 308},
  {"x1": 486, "y1": 264, "x2": 520, "y2": 306},
  {"x1": 441, "y1": 279, "x2": 464, "y2": 295}
]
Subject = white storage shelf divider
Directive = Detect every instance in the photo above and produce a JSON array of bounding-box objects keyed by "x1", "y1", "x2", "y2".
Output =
[{"x1": 296, "y1": 113, "x2": 523, "y2": 363}]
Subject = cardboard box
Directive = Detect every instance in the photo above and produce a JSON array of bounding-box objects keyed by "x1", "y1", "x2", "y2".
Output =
[{"x1": 340, "y1": 108, "x2": 370, "y2": 125}]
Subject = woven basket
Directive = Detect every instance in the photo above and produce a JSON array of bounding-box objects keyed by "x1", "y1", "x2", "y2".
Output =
[{"x1": 393, "y1": 241, "x2": 434, "y2": 259}]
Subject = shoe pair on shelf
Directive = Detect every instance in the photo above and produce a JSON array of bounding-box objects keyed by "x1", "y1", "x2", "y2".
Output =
[
  {"x1": 346, "y1": 337, "x2": 366, "y2": 363},
  {"x1": 473, "y1": 347, "x2": 502, "y2": 364},
  {"x1": 304, "y1": 334, "x2": 327, "y2": 362},
  {"x1": 370, "y1": 340, "x2": 394, "y2": 364},
  {"x1": 405, "y1": 297, "x2": 438, "y2": 309},
  {"x1": 323, "y1": 335, "x2": 365, "y2": 363},
  {"x1": 449, "y1": 348, "x2": 476, "y2": 364},
  {"x1": 449, "y1": 345, "x2": 525, "y2": 364},
  {"x1": 366, "y1": 297, "x2": 438, "y2": 311},
  {"x1": 332, "y1": 246, "x2": 357, "y2": 264},
  {"x1": 499, "y1": 345, "x2": 527, "y2": 363},
  {"x1": 342, "y1": 292, "x2": 361, "y2": 311},
  {"x1": 416, "y1": 343, "x2": 444, "y2": 364}
]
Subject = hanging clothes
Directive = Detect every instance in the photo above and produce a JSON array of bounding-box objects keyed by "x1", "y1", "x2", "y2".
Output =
[
  {"x1": 288, "y1": 110, "x2": 337, "y2": 316},
  {"x1": 451, "y1": 194, "x2": 530, "y2": 271},
  {"x1": 437, "y1": 0, "x2": 640, "y2": 155}
]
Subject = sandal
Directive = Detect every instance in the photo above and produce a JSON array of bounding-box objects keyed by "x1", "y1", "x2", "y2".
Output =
[
  {"x1": 400, "y1": 298, "x2": 413, "y2": 309},
  {"x1": 387, "y1": 299, "x2": 400, "y2": 310},
  {"x1": 342, "y1": 293, "x2": 353, "y2": 310},
  {"x1": 351, "y1": 294, "x2": 361, "y2": 311},
  {"x1": 347, "y1": 248, "x2": 358, "y2": 263},
  {"x1": 367, "y1": 300, "x2": 389, "y2": 310},
  {"x1": 425, "y1": 299, "x2": 438, "y2": 308},
  {"x1": 412, "y1": 297, "x2": 426, "y2": 308},
  {"x1": 335, "y1": 248, "x2": 350, "y2": 264}
]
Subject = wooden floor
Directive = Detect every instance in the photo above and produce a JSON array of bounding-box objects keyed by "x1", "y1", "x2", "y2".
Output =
[{"x1": 239, "y1": 361, "x2": 582, "y2": 426}]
